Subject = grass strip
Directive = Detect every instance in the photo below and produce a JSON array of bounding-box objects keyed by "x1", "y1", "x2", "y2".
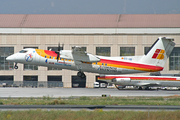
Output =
[
  {"x1": 0, "y1": 95, "x2": 180, "y2": 105},
  {"x1": 0, "y1": 109, "x2": 180, "y2": 120}
]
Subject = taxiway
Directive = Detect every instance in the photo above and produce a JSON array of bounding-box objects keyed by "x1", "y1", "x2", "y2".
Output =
[{"x1": 0, "y1": 88, "x2": 179, "y2": 98}]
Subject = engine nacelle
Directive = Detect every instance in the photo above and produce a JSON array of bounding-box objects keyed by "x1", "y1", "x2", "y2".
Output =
[{"x1": 112, "y1": 78, "x2": 131, "y2": 83}]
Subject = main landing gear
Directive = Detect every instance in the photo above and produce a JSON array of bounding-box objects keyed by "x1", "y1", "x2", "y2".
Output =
[
  {"x1": 114, "y1": 84, "x2": 121, "y2": 90},
  {"x1": 138, "y1": 86, "x2": 143, "y2": 90},
  {"x1": 138, "y1": 86, "x2": 151, "y2": 90},
  {"x1": 14, "y1": 63, "x2": 18, "y2": 69},
  {"x1": 77, "y1": 71, "x2": 86, "y2": 78}
]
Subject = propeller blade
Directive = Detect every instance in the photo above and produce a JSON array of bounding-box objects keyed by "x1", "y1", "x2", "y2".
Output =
[
  {"x1": 58, "y1": 42, "x2": 60, "y2": 51},
  {"x1": 56, "y1": 43, "x2": 64, "y2": 62},
  {"x1": 57, "y1": 53, "x2": 59, "y2": 62},
  {"x1": 62, "y1": 43, "x2": 64, "y2": 50},
  {"x1": 55, "y1": 42, "x2": 61, "y2": 62}
]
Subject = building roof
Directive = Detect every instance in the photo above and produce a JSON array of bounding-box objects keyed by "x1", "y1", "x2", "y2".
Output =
[{"x1": 0, "y1": 14, "x2": 180, "y2": 28}]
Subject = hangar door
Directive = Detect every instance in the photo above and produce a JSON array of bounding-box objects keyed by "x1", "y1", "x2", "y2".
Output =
[{"x1": 72, "y1": 76, "x2": 86, "y2": 88}]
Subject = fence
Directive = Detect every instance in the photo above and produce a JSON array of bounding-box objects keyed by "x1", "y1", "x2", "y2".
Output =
[{"x1": 0, "y1": 81, "x2": 63, "y2": 88}]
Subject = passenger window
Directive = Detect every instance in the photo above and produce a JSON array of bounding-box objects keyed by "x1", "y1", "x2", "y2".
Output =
[{"x1": 45, "y1": 56, "x2": 47, "y2": 58}]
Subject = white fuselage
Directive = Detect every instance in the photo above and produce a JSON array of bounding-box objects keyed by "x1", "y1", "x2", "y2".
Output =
[
  {"x1": 6, "y1": 48, "x2": 163, "y2": 75},
  {"x1": 98, "y1": 75, "x2": 180, "y2": 87}
]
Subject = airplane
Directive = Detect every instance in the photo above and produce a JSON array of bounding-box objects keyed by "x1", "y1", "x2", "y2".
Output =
[
  {"x1": 97, "y1": 75, "x2": 180, "y2": 90},
  {"x1": 6, "y1": 37, "x2": 175, "y2": 78}
]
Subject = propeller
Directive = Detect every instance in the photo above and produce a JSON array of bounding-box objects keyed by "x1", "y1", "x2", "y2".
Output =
[
  {"x1": 55, "y1": 43, "x2": 64, "y2": 62},
  {"x1": 55, "y1": 43, "x2": 60, "y2": 62},
  {"x1": 62, "y1": 43, "x2": 64, "y2": 51}
]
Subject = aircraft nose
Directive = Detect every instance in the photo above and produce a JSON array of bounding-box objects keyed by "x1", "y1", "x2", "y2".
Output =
[{"x1": 6, "y1": 55, "x2": 15, "y2": 61}]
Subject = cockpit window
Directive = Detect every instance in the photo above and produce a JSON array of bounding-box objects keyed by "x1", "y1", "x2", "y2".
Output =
[{"x1": 19, "y1": 50, "x2": 27, "y2": 53}]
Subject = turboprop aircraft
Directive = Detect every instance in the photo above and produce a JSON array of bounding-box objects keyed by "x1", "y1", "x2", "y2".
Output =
[
  {"x1": 98, "y1": 75, "x2": 180, "y2": 90},
  {"x1": 6, "y1": 37, "x2": 175, "y2": 78}
]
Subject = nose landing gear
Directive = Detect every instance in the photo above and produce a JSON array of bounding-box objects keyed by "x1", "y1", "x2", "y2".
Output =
[
  {"x1": 77, "y1": 71, "x2": 86, "y2": 78},
  {"x1": 14, "y1": 63, "x2": 18, "y2": 69}
]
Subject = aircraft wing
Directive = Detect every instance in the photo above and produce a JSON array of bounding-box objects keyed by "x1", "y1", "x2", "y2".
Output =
[
  {"x1": 72, "y1": 46, "x2": 87, "y2": 55},
  {"x1": 72, "y1": 46, "x2": 100, "y2": 62},
  {"x1": 136, "y1": 82, "x2": 160, "y2": 87}
]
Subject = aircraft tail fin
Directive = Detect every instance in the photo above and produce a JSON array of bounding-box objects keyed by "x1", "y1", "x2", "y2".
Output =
[{"x1": 139, "y1": 37, "x2": 175, "y2": 67}]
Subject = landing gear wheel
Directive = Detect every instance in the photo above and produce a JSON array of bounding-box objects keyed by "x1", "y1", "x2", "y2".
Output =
[
  {"x1": 138, "y1": 86, "x2": 143, "y2": 90},
  {"x1": 77, "y1": 71, "x2": 86, "y2": 78},
  {"x1": 14, "y1": 63, "x2": 18, "y2": 69},
  {"x1": 145, "y1": 87, "x2": 151, "y2": 90},
  {"x1": 114, "y1": 84, "x2": 121, "y2": 90},
  {"x1": 14, "y1": 66, "x2": 18, "y2": 69},
  {"x1": 81, "y1": 73, "x2": 86, "y2": 78},
  {"x1": 77, "y1": 71, "x2": 82, "y2": 77}
]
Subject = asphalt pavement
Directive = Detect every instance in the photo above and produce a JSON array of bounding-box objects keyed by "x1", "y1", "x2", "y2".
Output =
[
  {"x1": 0, "y1": 88, "x2": 180, "y2": 98},
  {"x1": 0, "y1": 105, "x2": 180, "y2": 111}
]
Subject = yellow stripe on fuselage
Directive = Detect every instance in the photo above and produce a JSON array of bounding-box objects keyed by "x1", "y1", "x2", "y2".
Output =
[
  {"x1": 35, "y1": 49, "x2": 46, "y2": 57},
  {"x1": 35, "y1": 49, "x2": 58, "y2": 60}
]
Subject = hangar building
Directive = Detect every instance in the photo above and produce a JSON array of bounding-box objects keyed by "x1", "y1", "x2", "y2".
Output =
[{"x1": 0, "y1": 14, "x2": 180, "y2": 88}]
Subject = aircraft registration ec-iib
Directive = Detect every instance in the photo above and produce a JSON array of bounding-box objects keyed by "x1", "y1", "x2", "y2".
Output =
[{"x1": 6, "y1": 37, "x2": 175, "y2": 78}]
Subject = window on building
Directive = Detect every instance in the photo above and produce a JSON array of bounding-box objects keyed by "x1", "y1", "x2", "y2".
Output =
[
  {"x1": 72, "y1": 47, "x2": 86, "y2": 51},
  {"x1": 48, "y1": 76, "x2": 62, "y2": 81},
  {"x1": 169, "y1": 47, "x2": 180, "y2": 70},
  {"x1": 23, "y1": 76, "x2": 38, "y2": 87},
  {"x1": 120, "y1": 47, "x2": 135, "y2": 56},
  {"x1": 24, "y1": 64, "x2": 38, "y2": 70},
  {"x1": 0, "y1": 47, "x2": 14, "y2": 70},
  {"x1": 144, "y1": 47, "x2": 151, "y2": 55},
  {"x1": 23, "y1": 47, "x2": 38, "y2": 70},
  {"x1": 23, "y1": 76, "x2": 38, "y2": 81},
  {"x1": 0, "y1": 76, "x2": 14, "y2": 86},
  {"x1": 47, "y1": 47, "x2": 63, "y2": 70},
  {"x1": 47, "y1": 76, "x2": 63, "y2": 87},
  {"x1": 0, "y1": 76, "x2": 13, "y2": 81},
  {"x1": 47, "y1": 47, "x2": 63, "y2": 51},
  {"x1": 96, "y1": 47, "x2": 110, "y2": 56}
]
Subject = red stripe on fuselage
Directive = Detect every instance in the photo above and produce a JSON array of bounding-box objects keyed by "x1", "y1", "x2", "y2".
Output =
[
  {"x1": 99, "y1": 76, "x2": 177, "y2": 81},
  {"x1": 44, "y1": 50, "x2": 57, "y2": 57},
  {"x1": 99, "y1": 58, "x2": 163, "y2": 71}
]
